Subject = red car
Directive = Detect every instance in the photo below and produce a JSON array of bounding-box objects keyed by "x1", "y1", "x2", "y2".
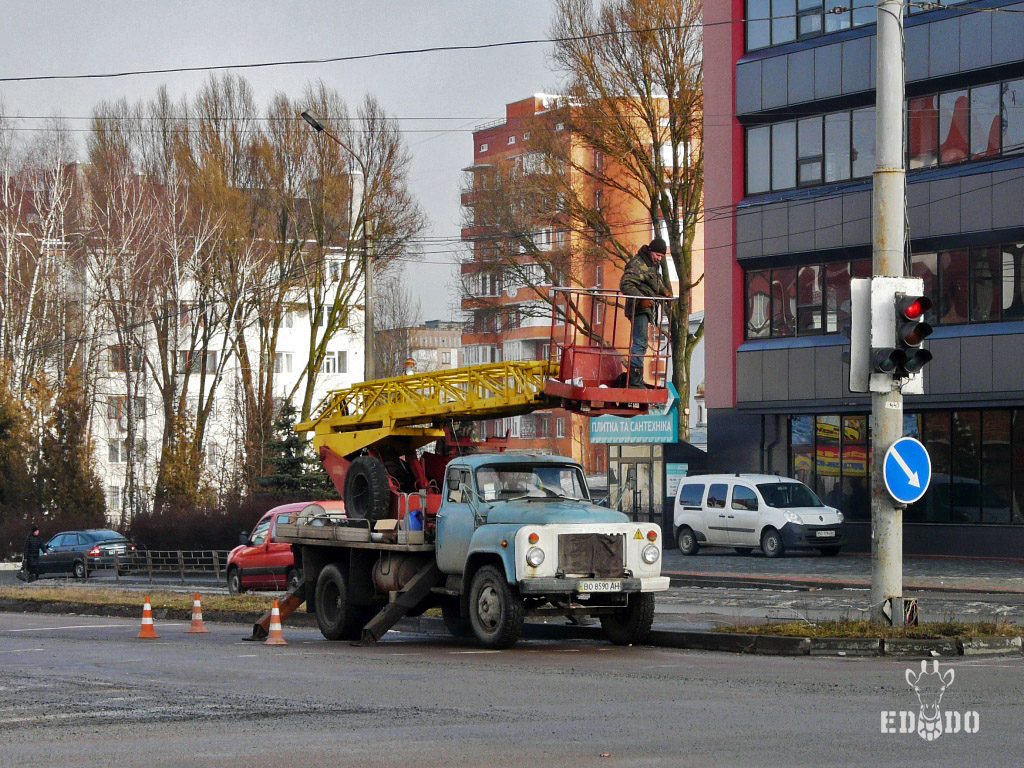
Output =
[{"x1": 227, "y1": 502, "x2": 344, "y2": 594}]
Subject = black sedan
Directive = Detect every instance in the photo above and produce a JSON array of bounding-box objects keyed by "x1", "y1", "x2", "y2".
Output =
[{"x1": 38, "y1": 529, "x2": 136, "y2": 579}]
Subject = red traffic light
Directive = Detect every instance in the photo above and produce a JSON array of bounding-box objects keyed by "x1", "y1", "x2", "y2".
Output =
[{"x1": 896, "y1": 295, "x2": 931, "y2": 321}]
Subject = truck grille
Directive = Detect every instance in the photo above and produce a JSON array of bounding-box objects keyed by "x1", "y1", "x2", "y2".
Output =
[{"x1": 557, "y1": 533, "x2": 625, "y2": 578}]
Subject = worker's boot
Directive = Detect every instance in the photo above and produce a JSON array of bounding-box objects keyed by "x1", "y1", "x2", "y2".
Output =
[{"x1": 626, "y1": 366, "x2": 645, "y2": 388}]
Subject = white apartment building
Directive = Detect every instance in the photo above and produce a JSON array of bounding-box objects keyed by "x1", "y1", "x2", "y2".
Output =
[{"x1": 94, "y1": 281, "x2": 365, "y2": 524}]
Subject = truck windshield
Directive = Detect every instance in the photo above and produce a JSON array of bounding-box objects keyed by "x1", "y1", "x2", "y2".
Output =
[
  {"x1": 475, "y1": 464, "x2": 590, "y2": 502},
  {"x1": 756, "y1": 482, "x2": 823, "y2": 508}
]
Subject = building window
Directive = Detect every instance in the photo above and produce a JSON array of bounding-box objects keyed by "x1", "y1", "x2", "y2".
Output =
[
  {"x1": 747, "y1": 0, "x2": 878, "y2": 51},
  {"x1": 441, "y1": 351, "x2": 451, "y2": 365},
  {"x1": 109, "y1": 346, "x2": 144, "y2": 373},
  {"x1": 770, "y1": 122, "x2": 796, "y2": 191},
  {"x1": 1004, "y1": 79, "x2": 1024, "y2": 155},
  {"x1": 323, "y1": 351, "x2": 346, "y2": 374},
  {"x1": 770, "y1": 267, "x2": 797, "y2": 338},
  {"x1": 745, "y1": 258, "x2": 869, "y2": 339},
  {"x1": 796, "y1": 265, "x2": 823, "y2": 334},
  {"x1": 507, "y1": 135, "x2": 516, "y2": 146},
  {"x1": 108, "y1": 439, "x2": 128, "y2": 464},
  {"x1": 746, "y1": 107, "x2": 876, "y2": 194},
  {"x1": 274, "y1": 352, "x2": 293, "y2": 374},
  {"x1": 824, "y1": 112, "x2": 850, "y2": 182},
  {"x1": 908, "y1": 95, "x2": 939, "y2": 169},
  {"x1": 745, "y1": 270, "x2": 771, "y2": 339},
  {"x1": 108, "y1": 485, "x2": 122, "y2": 513},
  {"x1": 479, "y1": 143, "x2": 488, "y2": 153},
  {"x1": 556, "y1": 417, "x2": 565, "y2": 438},
  {"x1": 746, "y1": 242, "x2": 1024, "y2": 339},
  {"x1": 176, "y1": 351, "x2": 217, "y2": 374}
]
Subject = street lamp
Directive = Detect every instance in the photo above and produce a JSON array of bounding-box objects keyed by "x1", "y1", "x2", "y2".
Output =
[{"x1": 300, "y1": 110, "x2": 375, "y2": 381}]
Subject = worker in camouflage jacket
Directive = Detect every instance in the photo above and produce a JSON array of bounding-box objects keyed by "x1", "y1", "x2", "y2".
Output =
[{"x1": 619, "y1": 237, "x2": 673, "y2": 387}]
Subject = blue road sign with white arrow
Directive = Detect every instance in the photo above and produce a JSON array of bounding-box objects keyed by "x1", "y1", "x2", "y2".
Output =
[{"x1": 883, "y1": 437, "x2": 932, "y2": 505}]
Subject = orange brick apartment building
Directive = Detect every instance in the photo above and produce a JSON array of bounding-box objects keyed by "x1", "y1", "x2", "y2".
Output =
[{"x1": 461, "y1": 95, "x2": 704, "y2": 474}]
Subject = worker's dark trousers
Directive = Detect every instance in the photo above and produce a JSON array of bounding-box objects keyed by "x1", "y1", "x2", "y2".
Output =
[{"x1": 628, "y1": 312, "x2": 649, "y2": 386}]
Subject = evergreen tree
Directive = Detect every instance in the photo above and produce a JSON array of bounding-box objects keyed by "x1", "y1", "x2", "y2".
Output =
[
  {"x1": 259, "y1": 402, "x2": 337, "y2": 500},
  {"x1": 38, "y1": 370, "x2": 106, "y2": 529},
  {"x1": 0, "y1": 372, "x2": 33, "y2": 556}
]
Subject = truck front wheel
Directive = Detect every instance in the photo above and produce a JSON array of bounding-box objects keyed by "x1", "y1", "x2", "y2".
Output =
[
  {"x1": 315, "y1": 564, "x2": 368, "y2": 641},
  {"x1": 468, "y1": 565, "x2": 523, "y2": 649},
  {"x1": 600, "y1": 593, "x2": 655, "y2": 645}
]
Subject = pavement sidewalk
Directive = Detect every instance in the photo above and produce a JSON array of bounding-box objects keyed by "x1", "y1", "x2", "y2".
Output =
[{"x1": 662, "y1": 550, "x2": 1024, "y2": 594}]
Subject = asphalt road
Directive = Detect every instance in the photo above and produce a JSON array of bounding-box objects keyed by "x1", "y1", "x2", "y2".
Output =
[{"x1": 0, "y1": 612, "x2": 1020, "y2": 767}]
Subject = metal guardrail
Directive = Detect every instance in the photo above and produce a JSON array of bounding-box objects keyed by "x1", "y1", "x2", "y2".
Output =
[{"x1": 93, "y1": 550, "x2": 231, "y2": 584}]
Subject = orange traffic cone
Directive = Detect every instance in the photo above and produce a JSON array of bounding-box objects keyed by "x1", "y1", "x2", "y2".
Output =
[
  {"x1": 137, "y1": 595, "x2": 159, "y2": 639},
  {"x1": 264, "y1": 599, "x2": 287, "y2": 646},
  {"x1": 186, "y1": 593, "x2": 208, "y2": 634}
]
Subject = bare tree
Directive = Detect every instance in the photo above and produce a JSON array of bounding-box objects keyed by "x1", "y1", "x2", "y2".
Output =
[
  {"x1": 549, "y1": 0, "x2": 704, "y2": 436},
  {"x1": 374, "y1": 268, "x2": 423, "y2": 377},
  {"x1": 288, "y1": 87, "x2": 426, "y2": 419}
]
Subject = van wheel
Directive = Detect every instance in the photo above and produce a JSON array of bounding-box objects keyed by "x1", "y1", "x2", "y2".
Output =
[
  {"x1": 315, "y1": 564, "x2": 367, "y2": 641},
  {"x1": 344, "y1": 455, "x2": 391, "y2": 522},
  {"x1": 817, "y1": 546, "x2": 842, "y2": 557},
  {"x1": 73, "y1": 560, "x2": 87, "y2": 579},
  {"x1": 468, "y1": 565, "x2": 523, "y2": 649},
  {"x1": 600, "y1": 593, "x2": 655, "y2": 645},
  {"x1": 676, "y1": 527, "x2": 699, "y2": 555},
  {"x1": 761, "y1": 528, "x2": 784, "y2": 558},
  {"x1": 227, "y1": 567, "x2": 244, "y2": 595},
  {"x1": 734, "y1": 547, "x2": 753, "y2": 556}
]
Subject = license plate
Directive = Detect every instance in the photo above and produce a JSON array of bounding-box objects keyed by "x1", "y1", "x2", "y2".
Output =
[
  {"x1": 815, "y1": 530, "x2": 836, "y2": 538},
  {"x1": 577, "y1": 580, "x2": 621, "y2": 593}
]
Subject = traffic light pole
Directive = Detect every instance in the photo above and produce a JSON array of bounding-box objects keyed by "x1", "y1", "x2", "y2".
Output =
[{"x1": 870, "y1": 0, "x2": 906, "y2": 625}]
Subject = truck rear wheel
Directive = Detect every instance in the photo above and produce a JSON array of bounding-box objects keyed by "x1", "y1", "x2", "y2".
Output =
[
  {"x1": 344, "y1": 456, "x2": 391, "y2": 522},
  {"x1": 600, "y1": 593, "x2": 655, "y2": 645},
  {"x1": 468, "y1": 565, "x2": 523, "y2": 649},
  {"x1": 441, "y1": 598, "x2": 473, "y2": 639},
  {"x1": 314, "y1": 564, "x2": 368, "y2": 641}
]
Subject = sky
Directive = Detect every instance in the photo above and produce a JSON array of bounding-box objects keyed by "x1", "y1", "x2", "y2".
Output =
[{"x1": 0, "y1": 0, "x2": 561, "y2": 320}]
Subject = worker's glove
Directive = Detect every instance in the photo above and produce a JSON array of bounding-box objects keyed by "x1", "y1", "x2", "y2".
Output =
[{"x1": 638, "y1": 298, "x2": 655, "y2": 311}]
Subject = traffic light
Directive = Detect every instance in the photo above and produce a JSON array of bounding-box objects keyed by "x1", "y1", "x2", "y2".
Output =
[
  {"x1": 894, "y1": 294, "x2": 933, "y2": 376},
  {"x1": 859, "y1": 276, "x2": 933, "y2": 394}
]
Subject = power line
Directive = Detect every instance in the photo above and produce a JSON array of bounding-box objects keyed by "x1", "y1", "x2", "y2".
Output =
[{"x1": 0, "y1": 20, "x2": 719, "y2": 85}]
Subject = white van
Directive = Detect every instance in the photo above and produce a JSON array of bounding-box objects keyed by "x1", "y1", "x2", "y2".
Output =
[{"x1": 673, "y1": 474, "x2": 845, "y2": 558}]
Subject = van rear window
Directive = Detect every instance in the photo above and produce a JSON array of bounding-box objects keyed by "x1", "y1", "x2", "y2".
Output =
[
  {"x1": 707, "y1": 483, "x2": 728, "y2": 509},
  {"x1": 678, "y1": 483, "x2": 705, "y2": 506}
]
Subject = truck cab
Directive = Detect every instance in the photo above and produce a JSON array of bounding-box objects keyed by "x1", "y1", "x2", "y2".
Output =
[{"x1": 434, "y1": 454, "x2": 669, "y2": 647}]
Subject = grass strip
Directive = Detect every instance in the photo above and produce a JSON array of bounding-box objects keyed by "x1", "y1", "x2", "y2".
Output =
[{"x1": 0, "y1": 585, "x2": 273, "y2": 614}]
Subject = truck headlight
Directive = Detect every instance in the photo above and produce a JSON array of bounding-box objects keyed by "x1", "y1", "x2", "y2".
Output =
[
  {"x1": 641, "y1": 544, "x2": 660, "y2": 564},
  {"x1": 785, "y1": 511, "x2": 804, "y2": 524},
  {"x1": 526, "y1": 547, "x2": 545, "y2": 568}
]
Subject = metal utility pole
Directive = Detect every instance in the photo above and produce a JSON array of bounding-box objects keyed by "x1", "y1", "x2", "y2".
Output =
[
  {"x1": 363, "y1": 220, "x2": 375, "y2": 381},
  {"x1": 870, "y1": 0, "x2": 906, "y2": 625}
]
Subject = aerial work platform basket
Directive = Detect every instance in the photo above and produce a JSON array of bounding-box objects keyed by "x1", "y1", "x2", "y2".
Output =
[{"x1": 294, "y1": 288, "x2": 673, "y2": 504}]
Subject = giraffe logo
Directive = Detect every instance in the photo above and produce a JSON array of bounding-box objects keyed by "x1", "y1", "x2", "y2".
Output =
[{"x1": 881, "y1": 660, "x2": 980, "y2": 739}]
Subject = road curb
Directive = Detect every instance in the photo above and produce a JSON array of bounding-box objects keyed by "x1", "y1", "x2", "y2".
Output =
[
  {"x1": 665, "y1": 572, "x2": 1024, "y2": 596},
  {"x1": 2, "y1": 597, "x2": 1021, "y2": 657}
]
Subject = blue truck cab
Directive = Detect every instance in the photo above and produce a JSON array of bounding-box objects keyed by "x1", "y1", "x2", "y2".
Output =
[{"x1": 434, "y1": 453, "x2": 670, "y2": 648}]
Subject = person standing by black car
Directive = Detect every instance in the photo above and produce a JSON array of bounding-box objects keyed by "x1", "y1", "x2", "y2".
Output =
[{"x1": 22, "y1": 525, "x2": 47, "y2": 582}]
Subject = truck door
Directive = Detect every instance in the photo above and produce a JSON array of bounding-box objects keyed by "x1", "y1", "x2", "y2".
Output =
[{"x1": 436, "y1": 466, "x2": 476, "y2": 575}]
